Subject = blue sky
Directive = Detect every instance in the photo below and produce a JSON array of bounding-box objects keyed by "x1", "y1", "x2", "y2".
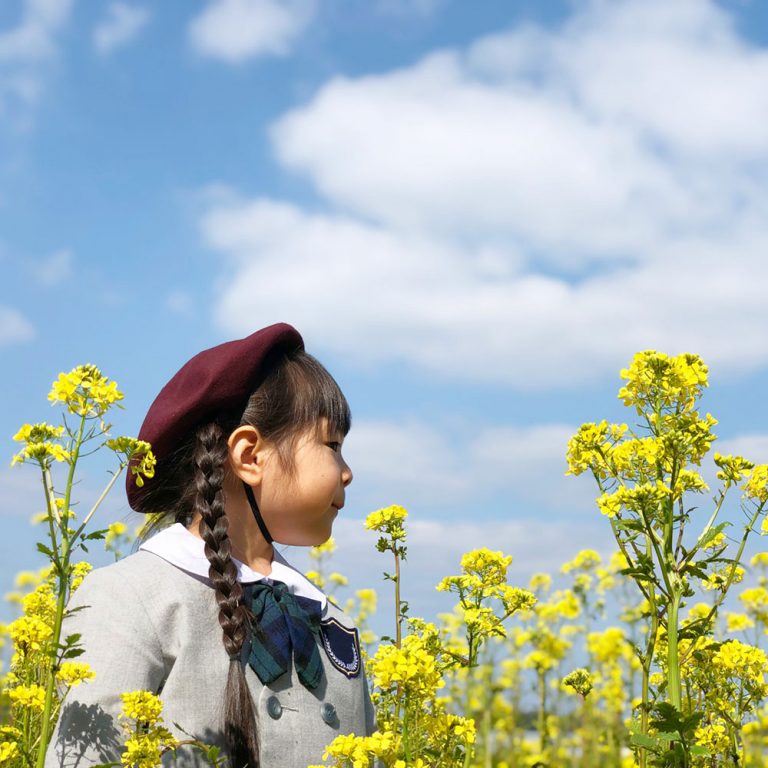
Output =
[{"x1": 3, "y1": 0, "x2": 768, "y2": 631}]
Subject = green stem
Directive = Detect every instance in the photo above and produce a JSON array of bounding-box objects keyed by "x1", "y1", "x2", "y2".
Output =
[
  {"x1": 638, "y1": 604, "x2": 659, "y2": 768},
  {"x1": 538, "y1": 669, "x2": 548, "y2": 753},
  {"x1": 41, "y1": 467, "x2": 61, "y2": 568},
  {"x1": 667, "y1": 589, "x2": 683, "y2": 711},
  {"x1": 393, "y1": 547, "x2": 401, "y2": 649},
  {"x1": 35, "y1": 413, "x2": 86, "y2": 768},
  {"x1": 679, "y1": 498, "x2": 767, "y2": 669},
  {"x1": 70, "y1": 463, "x2": 125, "y2": 543}
]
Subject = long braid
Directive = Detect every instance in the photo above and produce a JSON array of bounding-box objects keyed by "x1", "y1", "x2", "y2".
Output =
[{"x1": 193, "y1": 422, "x2": 260, "y2": 768}]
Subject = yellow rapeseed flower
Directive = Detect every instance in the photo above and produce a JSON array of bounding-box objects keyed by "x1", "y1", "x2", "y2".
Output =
[
  {"x1": 11, "y1": 422, "x2": 70, "y2": 466},
  {"x1": 746, "y1": 465, "x2": 768, "y2": 504},
  {"x1": 7, "y1": 683, "x2": 46, "y2": 711},
  {"x1": 365, "y1": 505, "x2": 408, "y2": 540},
  {"x1": 309, "y1": 537, "x2": 337, "y2": 558},
  {"x1": 563, "y1": 668, "x2": 593, "y2": 697},
  {"x1": 561, "y1": 549, "x2": 601, "y2": 574},
  {"x1": 121, "y1": 735, "x2": 163, "y2": 768},
  {"x1": 120, "y1": 691, "x2": 163, "y2": 725},
  {"x1": 725, "y1": 612, "x2": 755, "y2": 633},
  {"x1": 48, "y1": 364, "x2": 124, "y2": 418},
  {"x1": 57, "y1": 661, "x2": 96, "y2": 687},
  {"x1": 71, "y1": 561, "x2": 93, "y2": 592},
  {"x1": 0, "y1": 742, "x2": 19, "y2": 765},
  {"x1": 9, "y1": 615, "x2": 52, "y2": 655}
]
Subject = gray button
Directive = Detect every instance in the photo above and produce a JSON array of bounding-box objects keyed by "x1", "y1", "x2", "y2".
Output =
[
  {"x1": 320, "y1": 702, "x2": 337, "y2": 726},
  {"x1": 266, "y1": 695, "x2": 282, "y2": 720}
]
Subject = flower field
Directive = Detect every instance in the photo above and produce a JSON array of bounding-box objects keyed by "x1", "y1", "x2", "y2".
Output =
[{"x1": 2, "y1": 352, "x2": 768, "y2": 767}]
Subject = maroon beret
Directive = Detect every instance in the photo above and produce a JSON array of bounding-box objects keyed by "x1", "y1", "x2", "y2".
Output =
[{"x1": 126, "y1": 322, "x2": 304, "y2": 511}]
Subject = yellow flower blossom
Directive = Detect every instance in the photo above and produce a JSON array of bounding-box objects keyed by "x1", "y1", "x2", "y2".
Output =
[
  {"x1": 7, "y1": 683, "x2": 46, "y2": 711},
  {"x1": 71, "y1": 561, "x2": 93, "y2": 592},
  {"x1": 9, "y1": 615, "x2": 52, "y2": 655},
  {"x1": 305, "y1": 570, "x2": 324, "y2": 589},
  {"x1": 57, "y1": 661, "x2": 96, "y2": 687},
  {"x1": 49, "y1": 364, "x2": 124, "y2": 417},
  {"x1": 309, "y1": 536, "x2": 337, "y2": 557},
  {"x1": 746, "y1": 464, "x2": 768, "y2": 504},
  {"x1": 120, "y1": 691, "x2": 163, "y2": 725},
  {"x1": 561, "y1": 549, "x2": 601, "y2": 574},
  {"x1": 371, "y1": 634, "x2": 443, "y2": 697},
  {"x1": 702, "y1": 565, "x2": 745, "y2": 591},
  {"x1": 365, "y1": 505, "x2": 408, "y2": 541},
  {"x1": 725, "y1": 612, "x2": 755, "y2": 633},
  {"x1": 11, "y1": 422, "x2": 70, "y2": 466},
  {"x1": 563, "y1": 668, "x2": 593, "y2": 697},
  {"x1": 121, "y1": 735, "x2": 165, "y2": 768},
  {"x1": 105, "y1": 437, "x2": 156, "y2": 488},
  {"x1": 617, "y1": 350, "x2": 708, "y2": 414},
  {"x1": 0, "y1": 742, "x2": 19, "y2": 764}
]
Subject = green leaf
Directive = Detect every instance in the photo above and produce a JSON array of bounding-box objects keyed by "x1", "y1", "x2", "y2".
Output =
[
  {"x1": 36, "y1": 542, "x2": 54, "y2": 558},
  {"x1": 695, "y1": 522, "x2": 730, "y2": 550},
  {"x1": 83, "y1": 528, "x2": 109, "y2": 541},
  {"x1": 630, "y1": 733, "x2": 659, "y2": 748}
]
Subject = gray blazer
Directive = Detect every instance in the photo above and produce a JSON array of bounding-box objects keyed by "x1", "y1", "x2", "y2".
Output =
[{"x1": 45, "y1": 551, "x2": 375, "y2": 768}]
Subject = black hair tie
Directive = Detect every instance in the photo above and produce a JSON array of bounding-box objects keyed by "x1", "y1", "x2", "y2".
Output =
[{"x1": 242, "y1": 481, "x2": 274, "y2": 545}]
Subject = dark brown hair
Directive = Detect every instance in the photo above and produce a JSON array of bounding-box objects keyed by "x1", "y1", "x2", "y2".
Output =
[{"x1": 134, "y1": 349, "x2": 350, "y2": 767}]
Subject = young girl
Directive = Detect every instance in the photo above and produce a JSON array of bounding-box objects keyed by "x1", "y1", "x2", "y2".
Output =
[{"x1": 45, "y1": 323, "x2": 374, "y2": 768}]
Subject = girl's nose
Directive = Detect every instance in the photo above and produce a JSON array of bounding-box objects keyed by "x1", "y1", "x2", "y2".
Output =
[{"x1": 342, "y1": 460, "x2": 353, "y2": 487}]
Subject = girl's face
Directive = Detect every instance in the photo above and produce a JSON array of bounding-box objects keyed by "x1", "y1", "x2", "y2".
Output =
[{"x1": 256, "y1": 419, "x2": 353, "y2": 546}]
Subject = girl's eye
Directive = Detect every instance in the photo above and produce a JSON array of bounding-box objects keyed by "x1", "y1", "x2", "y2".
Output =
[{"x1": 327, "y1": 441, "x2": 341, "y2": 453}]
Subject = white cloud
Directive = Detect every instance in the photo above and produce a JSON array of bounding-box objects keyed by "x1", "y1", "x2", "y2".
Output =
[
  {"x1": 343, "y1": 419, "x2": 587, "y2": 512},
  {"x1": 197, "y1": 0, "x2": 768, "y2": 387},
  {"x1": 0, "y1": 0, "x2": 72, "y2": 119},
  {"x1": 717, "y1": 435, "x2": 768, "y2": 465},
  {"x1": 272, "y1": 0, "x2": 768, "y2": 258},
  {"x1": 32, "y1": 248, "x2": 71, "y2": 286},
  {"x1": 200, "y1": 195, "x2": 768, "y2": 387},
  {"x1": 188, "y1": 0, "x2": 316, "y2": 63},
  {"x1": 93, "y1": 3, "x2": 149, "y2": 55},
  {"x1": 0, "y1": 305, "x2": 34, "y2": 344}
]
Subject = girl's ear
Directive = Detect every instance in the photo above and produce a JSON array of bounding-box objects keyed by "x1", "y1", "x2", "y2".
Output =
[{"x1": 227, "y1": 425, "x2": 268, "y2": 485}]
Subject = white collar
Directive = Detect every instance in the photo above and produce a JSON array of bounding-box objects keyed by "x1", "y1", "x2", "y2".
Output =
[{"x1": 138, "y1": 523, "x2": 327, "y2": 609}]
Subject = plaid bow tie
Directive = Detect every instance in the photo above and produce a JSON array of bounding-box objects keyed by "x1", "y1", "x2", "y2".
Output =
[{"x1": 246, "y1": 581, "x2": 324, "y2": 690}]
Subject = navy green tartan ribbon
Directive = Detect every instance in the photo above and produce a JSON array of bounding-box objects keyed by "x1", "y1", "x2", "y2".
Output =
[{"x1": 246, "y1": 581, "x2": 324, "y2": 690}]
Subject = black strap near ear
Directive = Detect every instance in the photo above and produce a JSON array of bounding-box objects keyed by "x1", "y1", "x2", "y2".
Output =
[{"x1": 242, "y1": 481, "x2": 274, "y2": 545}]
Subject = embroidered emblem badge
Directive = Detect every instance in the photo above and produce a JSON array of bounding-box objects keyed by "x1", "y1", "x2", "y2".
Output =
[{"x1": 319, "y1": 618, "x2": 361, "y2": 678}]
